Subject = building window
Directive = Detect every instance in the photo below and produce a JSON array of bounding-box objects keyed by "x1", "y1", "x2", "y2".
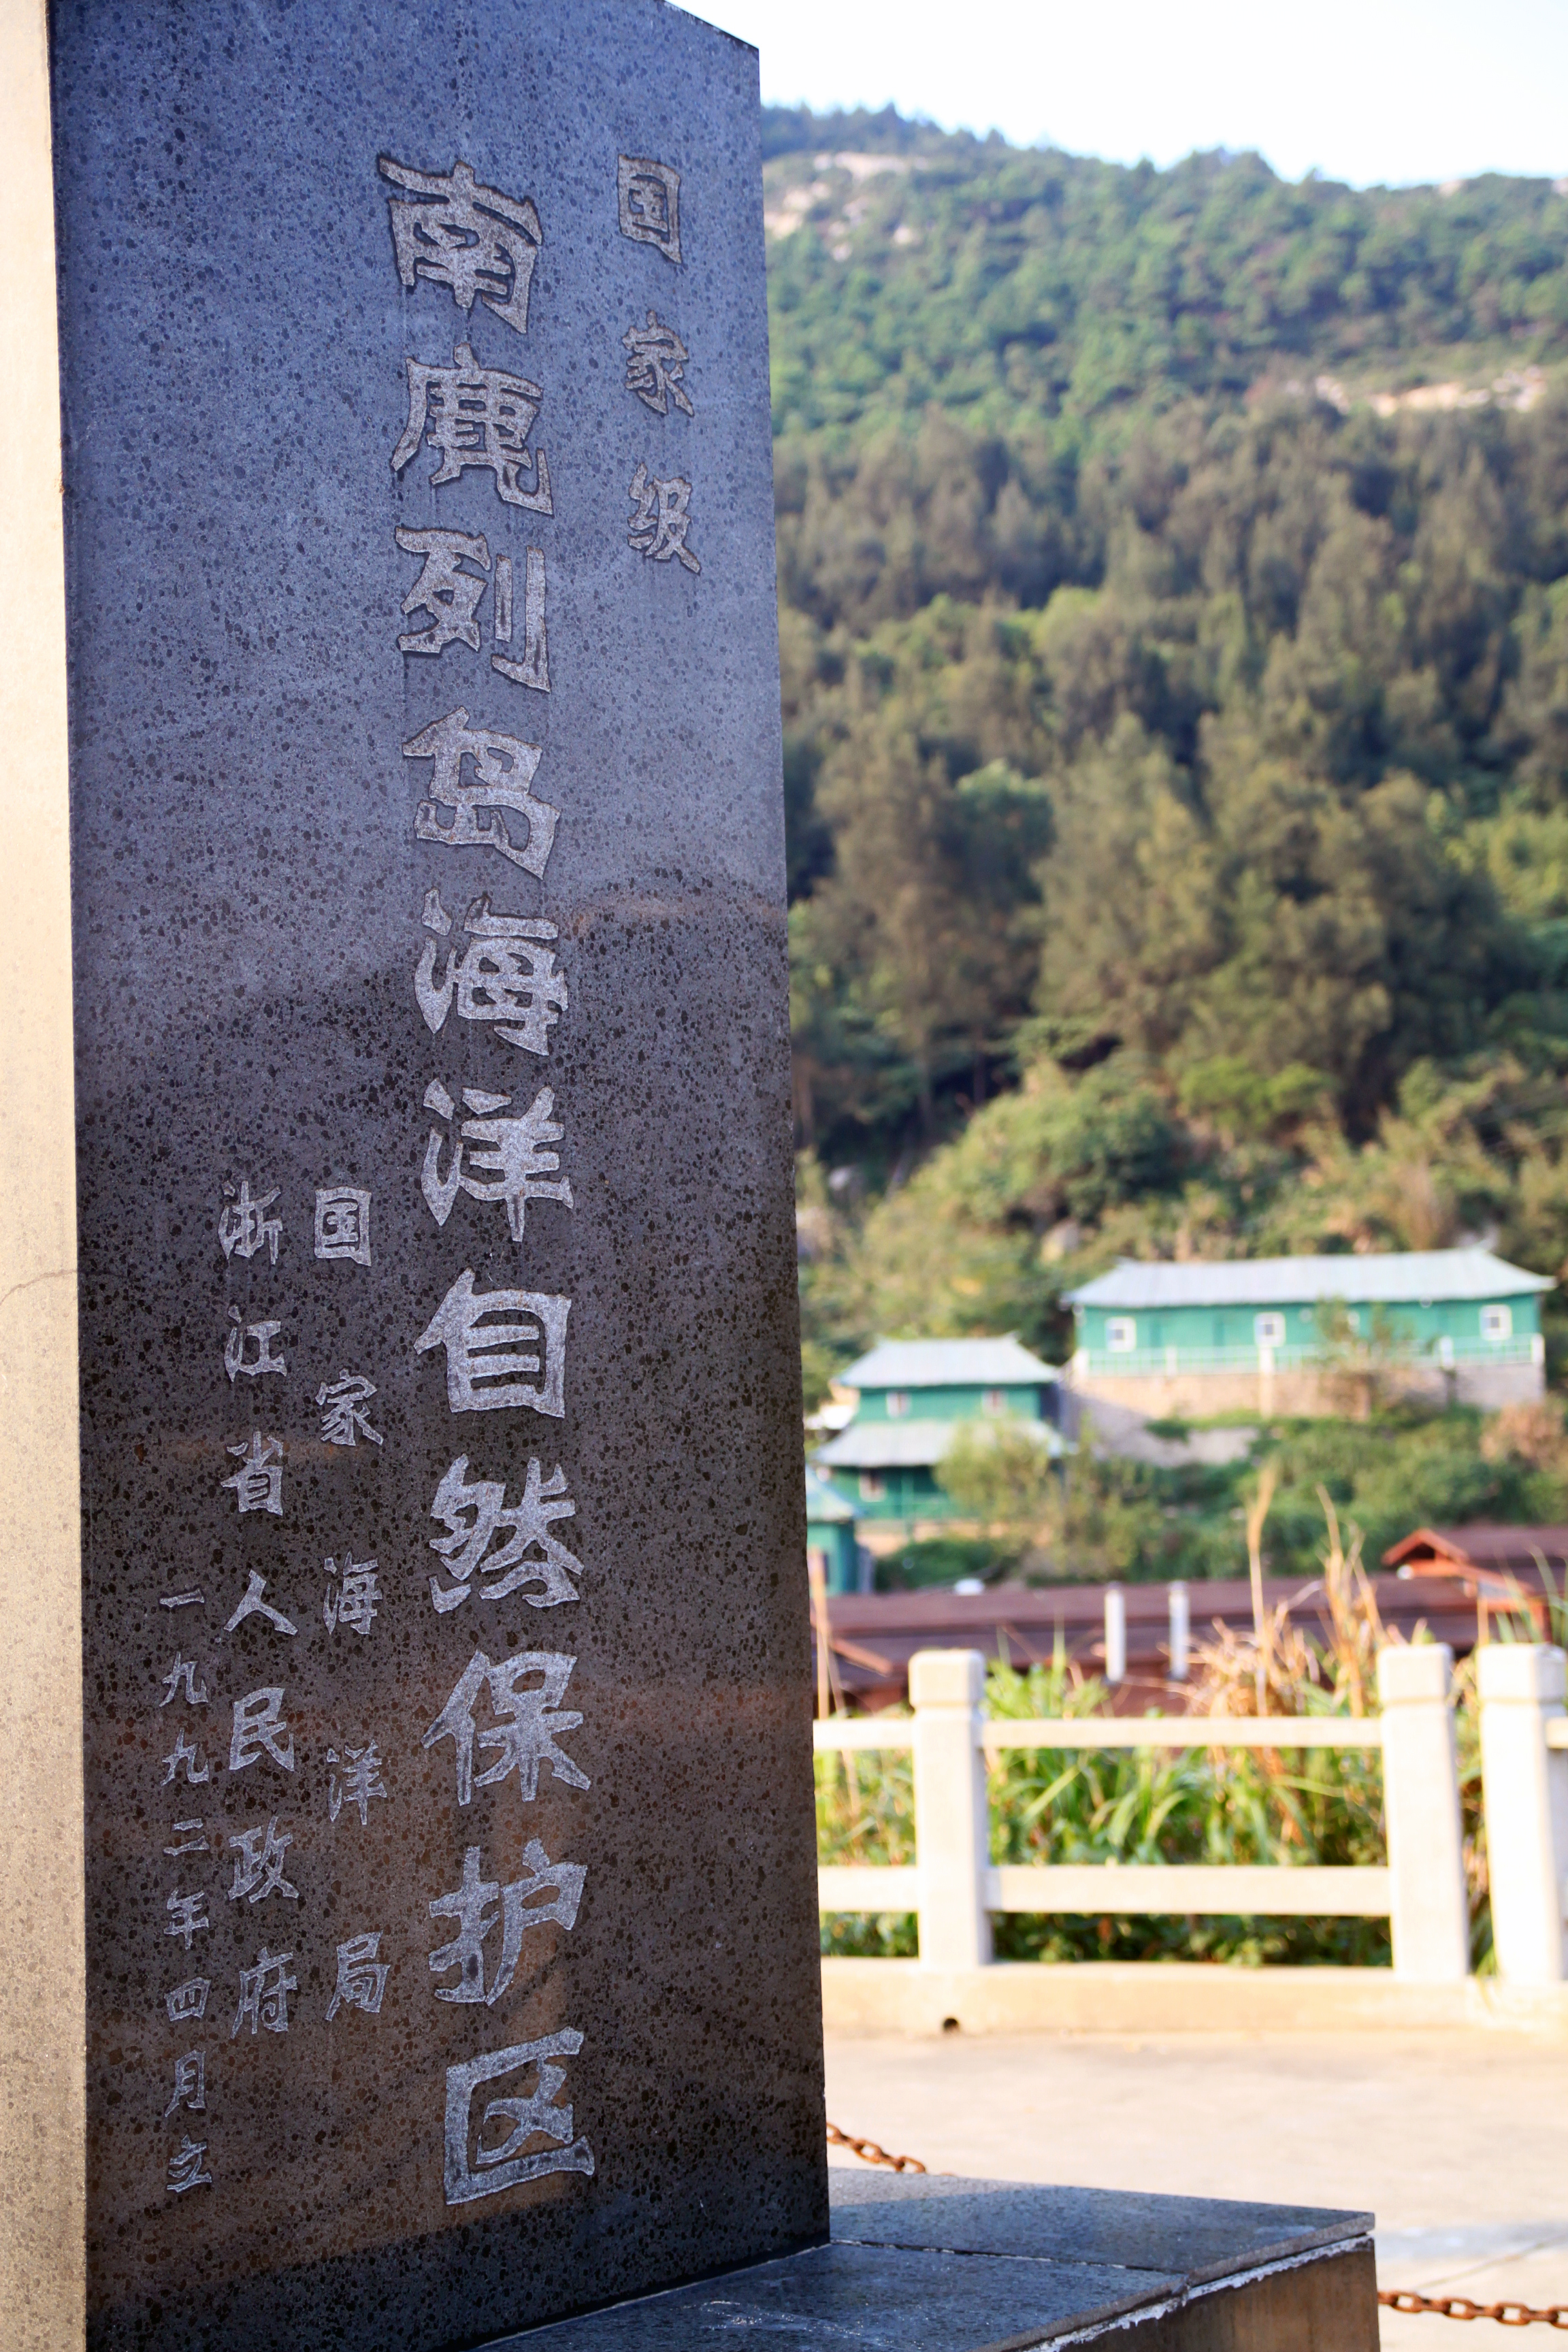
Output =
[
  {"x1": 1481, "y1": 1304, "x2": 1513, "y2": 1343},
  {"x1": 981, "y1": 1387, "x2": 1007, "y2": 1414},
  {"x1": 1106, "y1": 1318, "x2": 1137, "y2": 1354},
  {"x1": 1254, "y1": 1312, "x2": 1286, "y2": 1348},
  {"x1": 885, "y1": 1390, "x2": 911, "y2": 1418},
  {"x1": 859, "y1": 1471, "x2": 885, "y2": 1501}
]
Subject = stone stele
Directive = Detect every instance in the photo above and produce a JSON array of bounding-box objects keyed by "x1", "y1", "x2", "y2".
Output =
[{"x1": 0, "y1": 1, "x2": 823, "y2": 2347}]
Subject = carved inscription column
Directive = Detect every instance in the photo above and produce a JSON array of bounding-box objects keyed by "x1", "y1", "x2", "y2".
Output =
[{"x1": 380, "y1": 146, "x2": 595, "y2": 2201}]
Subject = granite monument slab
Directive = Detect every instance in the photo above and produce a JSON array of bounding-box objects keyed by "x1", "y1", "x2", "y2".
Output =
[{"x1": 5, "y1": 1, "x2": 825, "y2": 2345}]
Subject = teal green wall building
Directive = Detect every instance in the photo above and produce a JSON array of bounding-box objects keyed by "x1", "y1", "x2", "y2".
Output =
[
  {"x1": 805, "y1": 1463, "x2": 861, "y2": 1595},
  {"x1": 1065, "y1": 1247, "x2": 1551, "y2": 1416},
  {"x1": 813, "y1": 1336, "x2": 1062, "y2": 1540}
]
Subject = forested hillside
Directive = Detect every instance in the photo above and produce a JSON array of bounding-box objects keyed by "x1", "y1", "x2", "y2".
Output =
[{"x1": 770, "y1": 110, "x2": 1568, "y2": 1477}]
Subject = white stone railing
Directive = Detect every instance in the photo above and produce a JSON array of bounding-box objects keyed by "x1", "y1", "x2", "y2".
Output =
[
  {"x1": 815, "y1": 1645, "x2": 1482, "y2": 1981},
  {"x1": 1477, "y1": 1645, "x2": 1568, "y2": 1983}
]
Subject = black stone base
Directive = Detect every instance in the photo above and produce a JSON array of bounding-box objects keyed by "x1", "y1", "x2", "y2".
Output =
[{"x1": 496, "y1": 2170, "x2": 1378, "y2": 2349}]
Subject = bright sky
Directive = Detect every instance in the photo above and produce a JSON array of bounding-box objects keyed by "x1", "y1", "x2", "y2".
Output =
[{"x1": 701, "y1": 0, "x2": 1568, "y2": 190}]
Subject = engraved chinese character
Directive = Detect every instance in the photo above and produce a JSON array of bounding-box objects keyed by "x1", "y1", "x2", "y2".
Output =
[
  {"x1": 316, "y1": 1371, "x2": 383, "y2": 1449},
  {"x1": 396, "y1": 525, "x2": 491, "y2": 656},
  {"x1": 403, "y1": 708, "x2": 559, "y2": 877},
  {"x1": 224, "y1": 1571, "x2": 298, "y2": 1637},
  {"x1": 221, "y1": 1431, "x2": 283, "y2": 1516},
  {"x1": 323, "y1": 1554, "x2": 381, "y2": 1635},
  {"x1": 416, "y1": 892, "x2": 566, "y2": 1056},
  {"x1": 165, "y1": 1891, "x2": 210, "y2": 1950},
  {"x1": 617, "y1": 155, "x2": 681, "y2": 264},
  {"x1": 429, "y1": 1838, "x2": 584, "y2": 2006},
  {"x1": 427, "y1": 1455, "x2": 583, "y2": 1613},
  {"x1": 218, "y1": 1178, "x2": 280, "y2": 1265},
  {"x1": 163, "y1": 2049, "x2": 206, "y2": 2118},
  {"x1": 227, "y1": 1816, "x2": 298, "y2": 1905},
  {"x1": 164, "y1": 1977, "x2": 210, "y2": 2025},
  {"x1": 393, "y1": 532, "x2": 549, "y2": 689},
  {"x1": 379, "y1": 157, "x2": 542, "y2": 335},
  {"x1": 622, "y1": 310, "x2": 693, "y2": 416},
  {"x1": 415, "y1": 1272, "x2": 569, "y2": 1418},
  {"x1": 444, "y1": 2031, "x2": 593, "y2": 2206},
  {"x1": 163, "y1": 1819, "x2": 209, "y2": 1858},
  {"x1": 392, "y1": 343, "x2": 552, "y2": 511},
  {"x1": 231, "y1": 1946, "x2": 297, "y2": 2038},
  {"x1": 421, "y1": 1081, "x2": 572, "y2": 1245},
  {"x1": 166, "y1": 2134, "x2": 213, "y2": 2195},
  {"x1": 327, "y1": 1741, "x2": 389, "y2": 1826},
  {"x1": 229, "y1": 1686, "x2": 295, "y2": 1775},
  {"x1": 491, "y1": 547, "x2": 549, "y2": 691},
  {"x1": 225, "y1": 1309, "x2": 287, "y2": 1384},
  {"x1": 627, "y1": 463, "x2": 700, "y2": 572},
  {"x1": 424, "y1": 1649, "x2": 588, "y2": 1808},
  {"x1": 161, "y1": 1731, "x2": 210, "y2": 1787},
  {"x1": 327, "y1": 1930, "x2": 390, "y2": 2020},
  {"x1": 160, "y1": 1656, "x2": 209, "y2": 1708},
  {"x1": 314, "y1": 1186, "x2": 371, "y2": 1265}
]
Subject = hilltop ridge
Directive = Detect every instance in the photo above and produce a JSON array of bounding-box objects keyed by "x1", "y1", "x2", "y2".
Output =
[{"x1": 760, "y1": 107, "x2": 1568, "y2": 442}]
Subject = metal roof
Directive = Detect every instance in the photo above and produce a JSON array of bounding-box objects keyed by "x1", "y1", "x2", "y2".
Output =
[
  {"x1": 804, "y1": 1464, "x2": 855, "y2": 1522},
  {"x1": 1066, "y1": 1247, "x2": 1554, "y2": 1311},
  {"x1": 1382, "y1": 1524, "x2": 1568, "y2": 1570},
  {"x1": 840, "y1": 1335, "x2": 1060, "y2": 1390},
  {"x1": 813, "y1": 1418, "x2": 1062, "y2": 1470}
]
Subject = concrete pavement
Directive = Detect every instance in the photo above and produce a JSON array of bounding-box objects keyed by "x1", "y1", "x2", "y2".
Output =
[{"x1": 823, "y1": 2027, "x2": 1568, "y2": 2347}]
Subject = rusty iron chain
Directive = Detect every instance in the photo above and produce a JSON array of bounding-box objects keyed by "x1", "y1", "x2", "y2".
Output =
[
  {"x1": 1379, "y1": 2291, "x2": 1568, "y2": 2328},
  {"x1": 828, "y1": 2129, "x2": 1568, "y2": 2322},
  {"x1": 826, "y1": 2121, "x2": 927, "y2": 2175}
]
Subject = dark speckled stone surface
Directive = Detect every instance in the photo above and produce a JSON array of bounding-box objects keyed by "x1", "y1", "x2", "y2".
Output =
[
  {"x1": 503, "y1": 2172, "x2": 1376, "y2": 2347},
  {"x1": 828, "y1": 2167, "x2": 1375, "y2": 2284},
  {"x1": 52, "y1": 3, "x2": 822, "y2": 2347}
]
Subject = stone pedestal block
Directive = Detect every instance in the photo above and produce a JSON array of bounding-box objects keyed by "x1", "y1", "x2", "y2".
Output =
[{"x1": 517, "y1": 2170, "x2": 1380, "y2": 2350}]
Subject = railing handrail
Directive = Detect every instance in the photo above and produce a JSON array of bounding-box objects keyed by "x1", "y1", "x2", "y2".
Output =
[
  {"x1": 813, "y1": 1712, "x2": 1382, "y2": 1753},
  {"x1": 984, "y1": 1716, "x2": 1383, "y2": 1750},
  {"x1": 987, "y1": 1862, "x2": 1390, "y2": 1916},
  {"x1": 813, "y1": 1716, "x2": 914, "y2": 1752},
  {"x1": 816, "y1": 1860, "x2": 1392, "y2": 1917}
]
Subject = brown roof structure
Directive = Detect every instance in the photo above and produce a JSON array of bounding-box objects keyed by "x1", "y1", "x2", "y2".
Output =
[
  {"x1": 1379, "y1": 1524, "x2": 1568, "y2": 1636},
  {"x1": 1381, "y1": 1523, "x2": 1568, "y2": 1575},
  {"x1": 810, "y1": 1571, "x2": 1504, "y2": 1710}
]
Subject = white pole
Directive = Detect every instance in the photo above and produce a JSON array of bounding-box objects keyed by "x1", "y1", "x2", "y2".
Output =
[
  {"x1": 1377, "y1": 1644, "x2": 1469, "y2": 1981},
  {"x1": 909, "y1": 1648, "x2": 992, "y2": 1970},
  {"x1": 1105, "y1": 1585, "x2": 1127, "y2": 1686},
  {"x1": 1479, "y1": 1643, "x2": 1568, "y2": 1985},
  {"x1": 1168, "y1": 1582, "x2": 1190, "y2": 1682}
]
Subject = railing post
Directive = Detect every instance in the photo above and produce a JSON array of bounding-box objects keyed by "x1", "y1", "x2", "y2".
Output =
[
  {"x1": 1104, "y1": 1585, "x2": 1126, "y2": 1685},
  {"x1": 1479, "y1": 1644, "x2": 1568, "y2": 1984},
  {"x1": 1377, "y1": 1644, "x2": 1469, "y2": 1980},
  {"x1": 909, "y1": 1648, "x2": 992, "y2": 1970},
  {"x1": 1168, "y1": 1582, "x2": 1190, "y2": 1682}
]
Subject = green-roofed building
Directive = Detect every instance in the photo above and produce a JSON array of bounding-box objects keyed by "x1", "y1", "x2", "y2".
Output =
[
  {"x1": 812, "y1": 1335, "x2": 1063, "y2": 1550},
  {"x1": 805, "y1": 1463, "x2": 862, "y2": 1595},
  {"x1": 1064, "y1": 1247, "x2": 1552, "y2": 1419}
]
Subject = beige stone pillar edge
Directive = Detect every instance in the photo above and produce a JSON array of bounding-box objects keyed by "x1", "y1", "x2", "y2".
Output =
[{"x1": 0, "y1": 0, "x2": 86, "y2": 2343}]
